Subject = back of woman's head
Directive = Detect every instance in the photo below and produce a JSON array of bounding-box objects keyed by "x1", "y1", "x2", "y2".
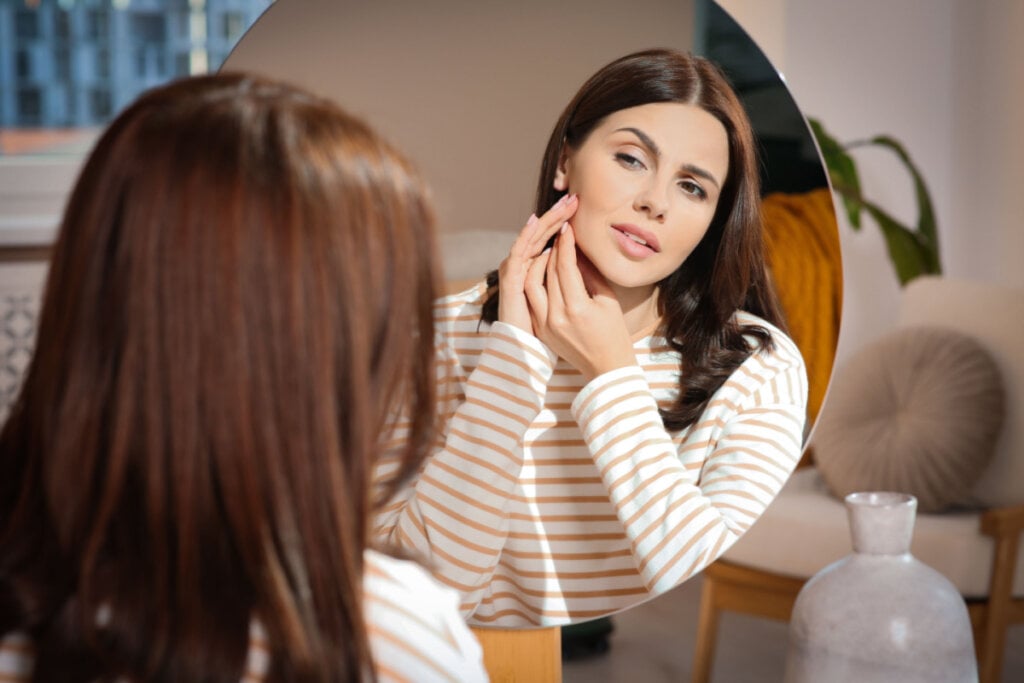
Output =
[{"x1": 0, "y1": 72, "x2": 438, "y2": 682}]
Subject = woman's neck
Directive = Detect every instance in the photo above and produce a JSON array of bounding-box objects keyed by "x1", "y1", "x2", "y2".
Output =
[{"x1": 611, "y1": 283, "x2": 661, "y2": 340}]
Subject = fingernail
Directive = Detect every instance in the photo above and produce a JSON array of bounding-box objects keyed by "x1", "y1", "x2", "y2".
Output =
[
  {"x1": 560, "y1": 222, "x2": 569, "y2": 234},
  {"x1": 527, "y1": 213, "x2": 538, "y2": 226},
  {"x1": 555, "y1": 194, "x2": 569, "y2": 208},
  {"x1": 567, "y1": 193, "x2": 578, "y2": 204}
]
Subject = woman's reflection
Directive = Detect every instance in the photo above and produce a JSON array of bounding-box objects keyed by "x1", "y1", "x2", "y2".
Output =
[{"x1": 375, "y1": 49, "x2": 808, "y2": 627}]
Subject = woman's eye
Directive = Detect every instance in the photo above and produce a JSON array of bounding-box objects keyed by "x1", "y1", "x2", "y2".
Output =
[
  {"x1": 679, "y1": 179, "x2": 707, "y2": 200},
  {"x1": 615, "y1": 152, "x2": 645, "y2": 169}
]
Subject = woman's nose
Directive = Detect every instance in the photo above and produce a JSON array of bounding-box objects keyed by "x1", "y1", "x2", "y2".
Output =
[{"x1": 634, "y1": 182, "x2": 668, "y2": 221}]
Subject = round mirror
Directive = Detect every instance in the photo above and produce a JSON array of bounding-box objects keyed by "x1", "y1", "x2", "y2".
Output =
[{"x1": 225, "y1": 0, "x2": 841, "y2": 628}]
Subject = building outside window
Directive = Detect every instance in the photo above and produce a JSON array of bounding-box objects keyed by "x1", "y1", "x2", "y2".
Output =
[
  {"x1": 16, "y1": 88, "x2": 42, "y2": 125},
  {"x1": 1, "y1": 0, "x2": 273, "y2": 149},
  {"x1": 0, "y1": 0, "x2": 275, "y2": 250},
  {"x1": 14, "y1": 8, "x2": 39, "y2": 39}
]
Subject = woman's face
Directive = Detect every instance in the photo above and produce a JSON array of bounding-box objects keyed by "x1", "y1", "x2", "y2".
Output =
[{"x1": 554, "y1": 102, "x2": 729, "y2": 294}]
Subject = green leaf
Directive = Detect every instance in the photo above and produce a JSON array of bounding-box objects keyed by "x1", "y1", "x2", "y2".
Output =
[
  {"x1": 808, "y1": 117, "x2": 943, "y2": 287},
  {"x1": 809, "y1": 118, "x2": 863, "y2": 229},
  {"x1": 857, "y1": 196, "x2": 938, "y2": 285},
  {"x1": 869, "y1": 135, "x2": 941, "y2": 272}
]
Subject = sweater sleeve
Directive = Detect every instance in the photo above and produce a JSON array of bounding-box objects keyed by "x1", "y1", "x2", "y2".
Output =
[
  {"x1": 363, "y1": 552, "x2": 488, "y2": 683},
  {"x1": 570, "y1": 338, "x2": 807, "y2": 594},
  {"x1": 373, "y1": 320, "x2": 556, "y2": 617}
]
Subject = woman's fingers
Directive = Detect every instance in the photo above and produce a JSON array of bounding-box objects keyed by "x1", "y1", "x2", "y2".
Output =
[
  {"x1": 553, "y1": 223, "x2": 590, "y2": 304},
  {"x1": 498, "y1": 194, "x2": 578, "y2": 335},
  {"x1": 524, "y1": 247, "x2": 551, "y2": 319},
  {"x1": 545, "y1": 231, "x2": 566, "y2": 315},
  {"x1": 528, "y1": 194, "x2": 578, "y2": 255},
  {"x1": 508, "y1": 213, "x2": 540, "y2": 261}
]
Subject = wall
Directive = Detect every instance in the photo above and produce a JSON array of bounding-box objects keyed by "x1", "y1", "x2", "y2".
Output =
[
  {"x1": 10, "y1": 1, "x2": 1020, "y2": 348},
  {"x1": 225, "y1": 0, "x2": 698, "y2": 279},
  {"x1": 724, "y1": 0, "x2": 1022, "y2": 365},
  {"x1": 950, "y1": 0, "x2": 1024, "y2": 290}
]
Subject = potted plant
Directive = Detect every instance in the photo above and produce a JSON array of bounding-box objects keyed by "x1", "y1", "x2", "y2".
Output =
[{"x1": 809, "y1": 119, "x2": 941, "y2": 286}]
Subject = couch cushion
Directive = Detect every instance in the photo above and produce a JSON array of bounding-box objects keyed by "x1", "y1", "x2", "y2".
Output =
[
  {"x1": 898, "y1": 277, "x2": 1024, "y2": 508},
  {"x1": 723, "y1": 468, "x2": 1024, "y2": 597},
  {"x1": 812, "y1": 325, "x2": 1004, "y2": 513}
]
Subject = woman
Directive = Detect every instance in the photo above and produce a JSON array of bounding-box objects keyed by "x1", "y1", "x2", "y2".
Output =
[
  {"x1": 0, "y1": 74, "x2": 486, "y2": 681},
  {"x1": 375, "y1": 49, "x2": 808, "y2": 627}
]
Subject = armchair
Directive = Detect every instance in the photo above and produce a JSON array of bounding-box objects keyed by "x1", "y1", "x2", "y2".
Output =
[{"x1": 692, "y1": 276, "x2": 1024, "y2": 683}]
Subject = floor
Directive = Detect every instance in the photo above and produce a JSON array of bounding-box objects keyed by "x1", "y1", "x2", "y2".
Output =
[{"x1": 562, "y1": 575, "x2": 1024, "y2": 683}]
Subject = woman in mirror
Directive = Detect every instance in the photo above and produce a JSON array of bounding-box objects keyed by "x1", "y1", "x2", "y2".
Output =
[
  {"x1": 375, "y1": 48, "x2": 808, "y2": 627},
  {"x1": 0, "y1": 74, "x2": 486, "y2": 681}
]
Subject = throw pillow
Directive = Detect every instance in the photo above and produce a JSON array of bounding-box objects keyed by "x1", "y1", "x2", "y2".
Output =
[{"x1": 812, "y1": 325, "x2": 1005, "y2": 513}]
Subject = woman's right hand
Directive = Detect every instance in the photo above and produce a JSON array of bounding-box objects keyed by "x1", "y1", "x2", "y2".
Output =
[{"x1": 498, "y1": 193, "x2": 578, "y2": 334}]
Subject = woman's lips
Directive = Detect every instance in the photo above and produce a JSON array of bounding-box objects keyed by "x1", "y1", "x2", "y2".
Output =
[{"x1": 611, "y1": 224, "x2": 660, "y2": 254}]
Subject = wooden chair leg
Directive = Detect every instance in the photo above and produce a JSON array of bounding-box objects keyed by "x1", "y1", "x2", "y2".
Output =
[
  {"x1": 977, "y1": 531, "x2": 1019, "y2": 683},
  {"x1": 691, "y1": 575, "x2": 721, "y2": 683},
  {"x1": 691, "y1": 560, "x2": 807, "y2": 683},
  {"x1": 966, "y1": 601, "x2": 986, "y2": 663},
  {"x1": 977, "y1": 504, "x2": 1024, "y2": 683}
]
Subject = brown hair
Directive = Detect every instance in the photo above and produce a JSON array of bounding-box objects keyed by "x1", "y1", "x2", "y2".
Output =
[
  {"x1": 0, "y1": 73, "x2": 439, "y2": 682},
  {"x1": 481, "y1": 49, "x2": 784, "y2": 430}
]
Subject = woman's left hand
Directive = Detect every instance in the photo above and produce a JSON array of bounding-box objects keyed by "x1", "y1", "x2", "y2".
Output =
[{"x1": 524, "y1": 224, "x2": 638, "y2": 382}]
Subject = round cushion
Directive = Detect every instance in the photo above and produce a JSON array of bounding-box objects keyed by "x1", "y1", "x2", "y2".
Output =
[{"x1": 813, "y1": 325, "x2": 1005, "y2": 513}]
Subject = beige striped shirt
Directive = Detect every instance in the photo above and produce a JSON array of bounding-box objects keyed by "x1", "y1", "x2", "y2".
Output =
[
  {"x1": 0, "y1": 550, "x2": 487, "y2": 682},
  {"x1": 375, "y1": 282, "x2": 807, "y2": 626}
]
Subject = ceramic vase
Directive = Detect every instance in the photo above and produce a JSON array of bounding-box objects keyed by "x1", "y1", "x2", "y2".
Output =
[{"x1": 784, "y1": 492, "x2": 977, "y2": 683}]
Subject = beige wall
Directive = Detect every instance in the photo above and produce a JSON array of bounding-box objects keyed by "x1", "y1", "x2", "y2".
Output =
[
  {"x1": 717, "y1": 0, "x2": 787, "y2": 71},
  {"x1": 951, "y1": 0, "x2": 1024, "y2": 290},
  {"x1": 728, "y1": 0, "x2": 1022, "y2": 364},
  {"x1": 225, "y1": 0, "x2": 698, "y2": 278}
]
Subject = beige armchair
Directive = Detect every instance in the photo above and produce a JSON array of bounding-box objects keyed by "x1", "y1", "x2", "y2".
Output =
[{"x1": 692, "y1": 277, "x2": 1024, "y2": 683}]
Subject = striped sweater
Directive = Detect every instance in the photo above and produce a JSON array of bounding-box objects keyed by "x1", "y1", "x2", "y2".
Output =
[
  {"x1": 375, "y1": 282, "x2": 808, "y2": 627},
  {"x1": 0, "y1": 550, "x2": 487, "y2": 683}
]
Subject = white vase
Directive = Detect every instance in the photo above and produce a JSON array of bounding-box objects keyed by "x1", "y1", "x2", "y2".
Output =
[{"x1": 784, "y1": 492, "x2": 978, "y2": 683}]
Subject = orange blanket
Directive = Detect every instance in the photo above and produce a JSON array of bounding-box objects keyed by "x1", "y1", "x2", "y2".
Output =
[{"x1": 762, "y1": 188, "x2": 843, "y2": 427}]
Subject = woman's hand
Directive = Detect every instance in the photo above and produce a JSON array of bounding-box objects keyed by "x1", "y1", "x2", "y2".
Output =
[
  {"x1": 524, "y1": 224, "x2": 637, "y2": 382},
  {"x1": 497, "y1": 194, "x2": 578, "y2": 333}
]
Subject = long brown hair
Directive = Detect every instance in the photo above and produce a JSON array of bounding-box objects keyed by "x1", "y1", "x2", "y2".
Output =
[
  {"x1": 482, "y1": 49, "x2": 784, "y2": 430},
  {"x1": 0, "y1": 73, "x2": 439, "y2": 682}
]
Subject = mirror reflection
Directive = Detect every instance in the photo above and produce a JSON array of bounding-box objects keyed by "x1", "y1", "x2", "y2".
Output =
[{"x1": 226, "y1": 0, "x2": 840, "y2": 628}]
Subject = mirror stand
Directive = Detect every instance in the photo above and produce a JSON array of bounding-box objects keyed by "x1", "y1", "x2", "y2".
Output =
[{"x1": 470, "y1": 626, "x2": 562, "y2": 681}]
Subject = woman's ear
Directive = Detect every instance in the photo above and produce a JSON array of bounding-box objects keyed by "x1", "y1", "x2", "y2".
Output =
[{"x1": 553, "y1": 147, "x2": 571, "y2": 191}]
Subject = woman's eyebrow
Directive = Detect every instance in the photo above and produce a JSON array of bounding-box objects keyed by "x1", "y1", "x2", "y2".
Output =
[{"x1": 614, "y1": 126, "x2": 721, "y2": 190}]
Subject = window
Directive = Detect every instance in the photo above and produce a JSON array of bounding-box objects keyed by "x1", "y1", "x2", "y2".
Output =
[
  {"x1": 175, "y1": 52, "x2": 191, "y2": 77},
  {"x1": 55, "y1": 10, "x2": 71, "y2": 42},
  {"x1": 135, "y1": 48, "x2": 148, "y2": 78},
  {"x1": 1, "y1": 0, "x2": 275, "y2": 249},
  {"x1": 15, "y1": 50, "x2": 32, "y2": 80},
  {"x1": 223, "y1": 11, "x2": 245, "y2": 43},
  {"x1": 87, "y1": 9, "x2": 109, "y2": 41},
  {"x1": 17, "y1": 89, "x2": 42, "y2": 126},
  {"x1": 96, "y1": 48, "x2": 111, "y2": 80},
  {"x1": 89, "y1": 89, "x2": 112, "y2": 121},
  {"x1": 2, "y1": 1, "x2": 272, "y2": 137},
  {"x1": 64, "y1": 86, "x2": 77, "y2": 125},
  {"x1": 55, "y1": 48, "x2": 72, "y2": 81},
  {"x1": 131, "y1": 14, "x2": 167, "y2": 44},
  {"x1": 174, "y1": 10, "x2": 191, "y2": 40},
  {"x1": 15, "y1": 10, "x2": 39, "y2": 40}
]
